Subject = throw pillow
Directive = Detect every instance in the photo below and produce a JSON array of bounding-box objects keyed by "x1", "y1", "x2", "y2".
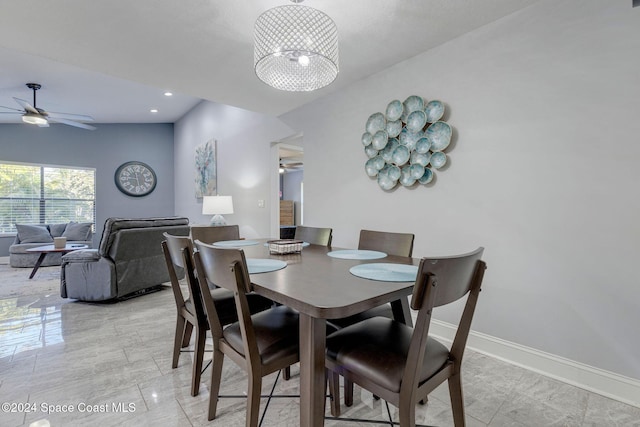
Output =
[
  {"x1": 49, "y1": 223, "x2": 68, "y2": 238},
  {"x1": 16, "y1": 224, "x2": 54, "y2": 244},
  {"x1": 62, "y1": 222, "x2": 92, "y2": 241}
]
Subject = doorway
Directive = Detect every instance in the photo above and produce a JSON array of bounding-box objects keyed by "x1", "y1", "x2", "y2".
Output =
[{"x1": 270, "y1": 136, "x2": 303, "y2": 239}]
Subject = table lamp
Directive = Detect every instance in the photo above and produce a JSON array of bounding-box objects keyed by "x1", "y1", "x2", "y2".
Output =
[{"x1": 202, "y1": 195, "x2": 234, "y2": 226}]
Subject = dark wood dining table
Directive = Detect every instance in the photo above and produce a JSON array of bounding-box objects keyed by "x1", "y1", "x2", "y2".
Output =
[{"x1": 241, "y1": 241, "x2": 418, "y2": 427}]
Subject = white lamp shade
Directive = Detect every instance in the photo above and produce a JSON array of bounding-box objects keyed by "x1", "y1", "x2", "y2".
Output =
[{"x1": 202, "y1": 195, "x2": 234, "y2": 215}]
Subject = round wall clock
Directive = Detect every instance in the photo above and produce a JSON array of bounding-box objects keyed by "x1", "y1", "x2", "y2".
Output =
[{"x1": 114, "y1": 161, "x2": 157, "y2": 197}]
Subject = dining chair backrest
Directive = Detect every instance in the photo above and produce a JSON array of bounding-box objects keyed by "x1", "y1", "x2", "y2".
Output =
[
  {"x1": 183, "y1": 244, "x2": 224, "y2": 338},
  {"x1": 190, "y1": 225, "x2": 240, "y2": 244},
  {"x1": 162, "y1": 232, "x2": 195, "y2": 309},
  {"x1": 358, "y1": 229, "x2": 414, "y2": 257},
  {"x1": 404, "y1": 247, "x2": 486, "y2": 397},
  {"x1": 412, "y1": 247, "x2": 485, "y2": 310},
  {"x1": 294, "y1": 225, "x2": 333, "y2": 246},
  {"x1": 194, "y1": 239, "x2": 252, "y2": 294},
  {"x1": 193, "y1": 240, "x2": 254, "y2": 339}
]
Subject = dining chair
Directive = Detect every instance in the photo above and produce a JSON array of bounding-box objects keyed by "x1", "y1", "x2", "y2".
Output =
[
  {"x1": 328, "y1": 229, "x2": 415, "y2": 329},
  {"x1": 161, "y1": 232, "x2": 273, "y2": 397},
  {"x1": 327, "y1": 229, "x2": 415, "y2": 406},
  {"x1": 190, "y1": 224, "x2": 240, "y2": 244},
  {"x1": 325, "y1": 247, "x2": 487, "y2": 427},
  {"x1": 358, "y1": 229, "x2": 414, "y2": 257},
  {"x1": 190, "y1": 224, "x2": 295, "y2": 380},
  {"x1": 192, "y1": 240, "x2": 300, "y2": 426},
  {"x1": 294, "y1": 225, "x2": 333, "y2": 246}
]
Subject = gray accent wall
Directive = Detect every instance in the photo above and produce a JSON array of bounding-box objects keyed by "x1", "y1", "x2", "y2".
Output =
[
  {"x1": 0, "y1": 123, "x2": 176, "y2": 255},
  {"x1": 280, "y1": 0, "x2": 640, "y2": 380}
]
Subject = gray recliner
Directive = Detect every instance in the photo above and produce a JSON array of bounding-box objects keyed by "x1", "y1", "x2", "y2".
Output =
[{"x1": 60, "y1": 217, "x2": 190, "y2": 301}]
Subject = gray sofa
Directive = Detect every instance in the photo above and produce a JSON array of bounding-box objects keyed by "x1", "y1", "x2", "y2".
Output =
[
  {"x1": 10, "y1": 222, "x2": 93, "y2": 268},
  {"x1": 60, "y1": 217, "x2": 190, "y2": 302}
]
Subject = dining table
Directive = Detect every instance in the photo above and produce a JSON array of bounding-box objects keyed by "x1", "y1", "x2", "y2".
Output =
[{"x1": 237, "y1": 239, "x2": 419, "y2": 427}]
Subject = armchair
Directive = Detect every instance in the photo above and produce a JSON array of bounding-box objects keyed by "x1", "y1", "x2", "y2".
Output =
[{"x1": 60, "y1": 217, "x2": 190, "y2": 301}]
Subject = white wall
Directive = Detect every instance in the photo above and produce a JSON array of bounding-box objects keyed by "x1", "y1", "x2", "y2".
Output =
[
  {"x1": 174, "y1": 101, "x2": 295, "y2": 238},
  {"x1": 281, "y1": 0, "x2": 640, "y2": 381}
]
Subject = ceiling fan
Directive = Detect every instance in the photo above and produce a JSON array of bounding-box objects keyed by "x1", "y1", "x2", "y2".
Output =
[
  {"x1": 279, "y1": 157, "x2": 304, "y2": 173},
  {"x1": 0, "y1": 83, "x2": 96, "y2": 130}
]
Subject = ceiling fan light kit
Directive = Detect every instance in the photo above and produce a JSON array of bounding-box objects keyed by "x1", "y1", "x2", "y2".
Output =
[
  {"x1": 254, "y1": 0, "x2": 339, "y2": 92},
  {"x1": 0, "y1": 83, "x2": 96, "y2": 130},
  {"x1": 22, "y1": 112, "x2": 48, "y2": 125}
]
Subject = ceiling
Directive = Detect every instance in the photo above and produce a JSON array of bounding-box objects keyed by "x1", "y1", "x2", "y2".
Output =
[{"x1": 0, "y1": 0, "x2": 541, "y2": 125}]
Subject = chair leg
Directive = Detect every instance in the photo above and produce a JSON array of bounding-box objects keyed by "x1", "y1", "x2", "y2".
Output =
[
  {"x1": 398, "y1": 399, "x2": 416, "y2": 427},
  {"x1": 282, "y1": 366, "x2": 291, "y2": 380},
  {"x1": 247, "y1": 372, "x2": 262, "y2": 427},
  {"x1": 182, "y1": 321, "x2": 193, "y2": 348},
  {"x1": 328, "y1": 370, "x2": 341, "y2": 417},
  {"x1": 324, "y1": 370, "x2": 329, "y2": 414},
  {"x1": 191, "y1": 325, "x2": 206, "y2": 397},
  {"x1": 344, "y1": 378, "x2": 353, "y2": 407},
  {"x1": 448, "y1": 373, "x2": 465, "y2": 427},
  {"x1": 172, "y1": 315, "x2": 186, "y2": 368},
  {"x1": 207, "y1": 348, "x2": 224, "y2": 421}
]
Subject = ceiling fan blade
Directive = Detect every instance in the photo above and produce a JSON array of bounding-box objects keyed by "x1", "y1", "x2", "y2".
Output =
[
  {"x1": 0, "y1": 105, "x2": 24, "y2": 112},
  {"x1": 13, "y1": 97, "x2": 38, "y2": 114},
  {"x1": 0, "y1": 111, "x2": 23, "y2": 115},
  {"x1": 49, "y1": 117, "x2": 96, "y2": 130},
  {"x1": 47, "y1": 111, "x2": 95, "y2": 122},
  {"x1": 280, "y1": 158, "x2": 304, "y2": 165}
]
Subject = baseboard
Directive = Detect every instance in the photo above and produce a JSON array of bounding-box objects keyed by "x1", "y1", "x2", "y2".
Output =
[{"x1": 429, "y1": 319, "x2": 640, "y2": 409}]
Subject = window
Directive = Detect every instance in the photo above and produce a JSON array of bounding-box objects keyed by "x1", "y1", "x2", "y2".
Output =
[{"x1": 0, "y1": 162, "x2": 95, "y2": 234}]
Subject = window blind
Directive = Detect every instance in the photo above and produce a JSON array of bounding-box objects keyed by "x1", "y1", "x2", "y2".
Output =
[{"x1": 0, "y1": 162, "x2": 95, "y2": 234}]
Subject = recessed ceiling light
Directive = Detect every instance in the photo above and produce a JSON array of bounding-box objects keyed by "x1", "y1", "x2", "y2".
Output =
[
  {"x1": 164, "y1": 92, "x2": 173, "y2": 97},
  {"x1": 150, "y1": 109, "x2": 158, "y2": 113}
]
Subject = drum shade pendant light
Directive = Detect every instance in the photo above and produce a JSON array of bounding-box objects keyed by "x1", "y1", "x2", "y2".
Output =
[{"x1": 254, "y1": 0, "x2": 339, "y2": 92}]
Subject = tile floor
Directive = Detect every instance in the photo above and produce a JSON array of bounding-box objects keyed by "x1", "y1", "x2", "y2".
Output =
[{"x1": 1, "y1": 279, "x2": 639, "y2": 426}]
